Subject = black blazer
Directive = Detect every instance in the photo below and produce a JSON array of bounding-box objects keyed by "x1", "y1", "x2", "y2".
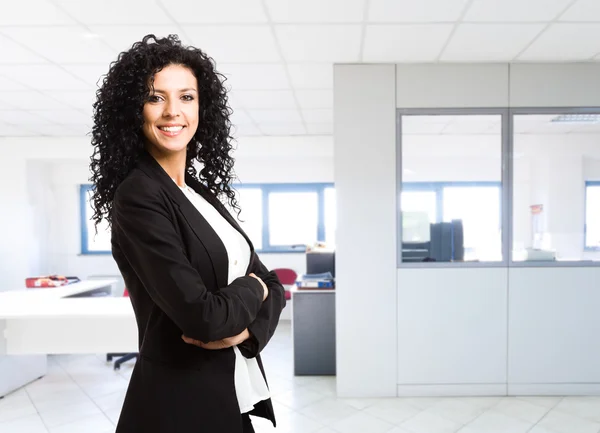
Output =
[{"x1": 110, "y1": 152, "x2": 286, "y2": 433}]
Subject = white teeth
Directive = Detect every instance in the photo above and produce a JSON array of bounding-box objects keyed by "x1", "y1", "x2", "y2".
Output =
[{"x1": 159, "y1": 126, "x2": 183, "y2": 132}]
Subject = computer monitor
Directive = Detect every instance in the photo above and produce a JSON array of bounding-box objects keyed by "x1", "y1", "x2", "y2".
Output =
[{"x1": 306, "y1": 251, "x2": 335, "y2": 278}]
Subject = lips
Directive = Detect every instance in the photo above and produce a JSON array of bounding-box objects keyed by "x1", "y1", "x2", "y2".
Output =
[{"x1": 157, "y1": 125, "x2": 185, "y2": 137}]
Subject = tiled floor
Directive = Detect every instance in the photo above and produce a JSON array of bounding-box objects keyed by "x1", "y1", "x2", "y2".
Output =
[{"x1": 1, "y1": 322, "x2": 600, "y2": 433}]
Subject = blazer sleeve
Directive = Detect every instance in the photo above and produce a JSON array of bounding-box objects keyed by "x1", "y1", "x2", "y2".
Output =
[
  {"x1": 237, "y1": 252, "x2": 287, "y2": 358},
  {"x1": 112, "y1": 178, "x2": 265, "y2": 343}
]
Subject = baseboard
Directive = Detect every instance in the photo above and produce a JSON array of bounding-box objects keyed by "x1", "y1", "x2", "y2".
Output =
[
  {"x1": 508, "y1": 383, "x2": 600, "y2": 396},
  {"x1": 397, "y1": 383, "x2": 507, "y2": 397}
]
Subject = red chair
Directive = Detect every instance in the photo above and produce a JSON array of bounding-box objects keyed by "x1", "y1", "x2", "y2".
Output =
[
  {"x1": 106, "y1": 288, "x2": 138, "y2": 370},
  {"x1": 273, "y1": 268, "x2": 297, "y2": 300}
]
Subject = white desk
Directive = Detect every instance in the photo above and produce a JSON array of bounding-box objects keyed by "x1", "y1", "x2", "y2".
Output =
[{"x1": 0, "y1": 280, "x2": 136, "y2": 397}]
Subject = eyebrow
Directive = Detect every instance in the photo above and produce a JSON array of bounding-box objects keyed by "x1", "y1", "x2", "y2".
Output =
[{"x1": 152, "y1": 88, "x2": 198, "y2": 93}]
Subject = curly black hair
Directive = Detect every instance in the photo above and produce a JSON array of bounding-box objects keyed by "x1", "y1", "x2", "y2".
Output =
[{"x1": 89, "y1": 34, "x2": 239, "y2": 229}]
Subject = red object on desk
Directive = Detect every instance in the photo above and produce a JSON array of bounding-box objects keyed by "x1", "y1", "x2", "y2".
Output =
[{"x1": 25, "y1": 275, "x2": 80, "y2": 288}]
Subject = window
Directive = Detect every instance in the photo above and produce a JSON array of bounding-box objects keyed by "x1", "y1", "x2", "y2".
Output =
[
  {"x1": 80, "y1": 183, "x2": 336, "y2": 255},
  {"x1": 585, "y1": 182, "x2": 600, "y2": 250},
  {"x1": 513, "y1": 113, "x2": 600, "y2": 262},
  {"x1": 80, "y1": 185, "x2": 111, "y2": 254},
  {"x1": 400, "y1": 114, "x2": 503, "y2": 263},
  {"x1": 235, "y1": 183, "x2": 335, "y2": 252}
]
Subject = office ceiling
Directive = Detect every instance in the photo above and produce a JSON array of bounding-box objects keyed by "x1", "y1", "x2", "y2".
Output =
[{"x1": 1, "y1": 0, "x2": 600, "y2": 138}]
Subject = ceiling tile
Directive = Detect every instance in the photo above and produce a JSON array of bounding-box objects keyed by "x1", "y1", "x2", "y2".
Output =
[
  {"x1": 306, "y1": 123, "x2": 333, "y2": 135},
  {"x1": 41, "y1": 91, "x2": 97, "y2": 111},
  {"x1": 0, "y1": 91, "x2": 75, "y2": 110},
  {"x1": 0, "y1": 65, "x2": 91, "y2": 91},
  {"x1": 465, "y1": 0, "x2": 573, "y2": 22},
  {"x1": 219, "y1": 64, "x2": 290, "y2": 90},
  {"x1": 236, "y1": 90, "x2": 297, "y2": 109},
  {"x1": 295, "y1": 90, "x2": 333, "y2": 108},
  {"x1": 0, "y1": 76, "x2": 28, "y2": 91},
  {"x1": 0, "y1": 0, "x2": 75, "y2": 25},
  {"x1": 231, "y1": 124, "x2": 262, "y2": 136},
  {"x1": 182, "y1": 25, "x2": 279, "y2": 63},
  {"x1": 561, "y1": 0, "x2": 600, "y2": 21},
  {"x1": 287, "y1": 64, "x2": 333, "y2": 89},
  {"x1": 301, "y1": 109, "x2": 333, "y2": 123},
  {"x1": 363, "y1": 24, "x2": 453, "y2": 62},
  {"x1": 0, "y1": 123, "x2": 35, "y2": 136},
  {"x1": 368, "y1": 0, "x2": 469, "y2": 22},
  {"x1": 230, "y1": 109, "x2": 255, "y2": 126},
  {"x1": 61, "y1": 64, "x2": 111, "y2": 89},
  {"x1": 53, "y1": 0, "x2": 173, "y2": 25},
  {"x1": 265, "y1": 0, "x2": 365, "y2": 23},
  {"x1": 441, "y1": 24, "x2": 544, "y2": 61},
  {"x1": 28, "y1": 110, "x2": 92, "y2": 126},
  {"x1": 0, "y1": 35, "x2": 48, "y2": 64},
  {"x1": 89, "y1": 26, "x2": 189, "y2": 54},
  {"x1": 0, "y1": 110, "x2": 53, "y2": 126},
  {"x1": 275, "y1": 25, "x2": 362, "y2": 62},
  {"x1": 247, "y1": 109, "x2": 302, "y2": 123},
  {"x1": 259, "y1": 123, "x2": 306, "y2": 135},
  {"x1": 164, "y1": 0, "x2": 267, "y2": 23},
  {"x1": 64, "y1": 124, "x2": 93, "y2": 136},
  {"x1": 28, "y1": 124, "x2": 85, "y2": 137},
  {"x1": 519, "y1": 24, "x2": 600, "y2": 61},
  {"x1": 0, "y1": 27, "x2": 117, "y2": 64}
]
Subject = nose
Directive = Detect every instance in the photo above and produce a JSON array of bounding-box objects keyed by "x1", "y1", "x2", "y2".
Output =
[{"x1": 163, "y1": 98, "x2": 180, "y2": 118}]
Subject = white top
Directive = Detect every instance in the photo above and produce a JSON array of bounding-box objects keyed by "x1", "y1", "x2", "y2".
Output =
[{"x1": 177, "y1": 183, "x2": 270, "y2": 413}]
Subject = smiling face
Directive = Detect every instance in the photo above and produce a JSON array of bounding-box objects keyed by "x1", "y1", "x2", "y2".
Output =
[{"x1": 142, "y1": 64, "x2": 199, "y2": 157}]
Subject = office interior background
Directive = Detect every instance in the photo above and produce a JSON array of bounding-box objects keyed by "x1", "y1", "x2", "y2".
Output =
[{"x1": 3, "y1": 0, "x2": 600, "y2": 432}]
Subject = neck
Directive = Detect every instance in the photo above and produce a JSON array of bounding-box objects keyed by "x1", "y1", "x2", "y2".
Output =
[{"x1": 147, "y1": 147, "x2": 187, "y2": 187}]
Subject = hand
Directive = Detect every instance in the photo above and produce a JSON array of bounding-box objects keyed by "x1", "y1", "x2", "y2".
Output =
[
  {"x1": 182, "y1": 328, "x2": 250, "y2": 350},
  {"x1": 249, "y1": 273, "x2": 268, "y2": 301}
]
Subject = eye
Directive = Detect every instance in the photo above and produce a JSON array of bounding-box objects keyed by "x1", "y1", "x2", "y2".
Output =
[
  {"x1": 181, "y1": 94, "x2": 195, "y2": 101},
  {"x1": 147, "y1": 95, "x2": 163, "y2": 103}
]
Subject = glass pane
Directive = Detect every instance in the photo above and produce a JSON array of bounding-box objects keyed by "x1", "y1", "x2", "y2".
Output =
[
  {"x1": 443, "y1": 186, "x2": 501, "y2": 261},
  {"x1": 401, "y1": 191, "x2": 436, "y2": 242},
  {"x1": 586, "y1": 185, "x2": 600, "y2": 249},
  {"x1": 235, "y1": 188, "x2": 263, "y2": 250},
  {"x1": 269, "y1": 192, "x2": 318, "y2": 247},
  {"x1": 513, "y1": 114, "x2": 600, "y2": 262},
  {"x1": 401, "y1": 114, "x2": 502, "y2": 263},
  {"x1": 324, "y1": 187, "x2": 336, "y2": 247},
  {"x1": 84, "y1": 189, "x2": 111, "y2": 252}
]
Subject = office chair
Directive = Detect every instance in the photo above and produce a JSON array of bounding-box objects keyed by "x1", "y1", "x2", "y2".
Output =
[
  {"x1": 272, "y1": 268, "x2": 297, "y2": 300},
  {"x1": 106, "y1": 288, "x2": 138, "y2": 371}
]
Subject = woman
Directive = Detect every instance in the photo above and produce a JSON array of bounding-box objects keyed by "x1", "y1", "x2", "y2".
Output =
[{"x1": 90, "y1": 34, "x2": 286, "y2": 433}]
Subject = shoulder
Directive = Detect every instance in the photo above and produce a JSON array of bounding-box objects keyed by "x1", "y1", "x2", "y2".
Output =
[{"x1": 113, "y1": 168, "x2": 166, "y2": 211}]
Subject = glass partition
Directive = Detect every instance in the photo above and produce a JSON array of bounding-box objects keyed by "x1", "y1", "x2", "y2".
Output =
[{"x1": 399, "y1": 114, "x2": 503, "y2": 264}]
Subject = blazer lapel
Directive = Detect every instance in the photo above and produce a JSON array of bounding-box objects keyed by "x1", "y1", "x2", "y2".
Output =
[{"x1": 136, "y1": 152, "x2": 229, "y2": 290}]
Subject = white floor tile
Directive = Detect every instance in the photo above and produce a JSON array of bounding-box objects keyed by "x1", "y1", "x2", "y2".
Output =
[
  {"x1": 299, "y1": 397, "x2": 358, "y2": 426},
  {"x1": 38, "y1": 400, "x2": 103, "y2": 429},
  {"x1": 0, "y1": 393, "x2": 37, "y2": 423},
  {"x1": 515, "y1": 396, "x2": 563, "y2": 409},
  {"x1": 0, "y1": 413, "x2": 49, "y2": 433},
  {"x1": 553, "y1": 396, "x2": 600, "y2": 423},
  {"x1": 492, "y1": 397, "x2": 551, "y2": 424},
  {"x1": 423, "y1": 398, "x2": 485, "y2": 425},
  {"x1": 46, "y1": 413, "x2": 114, "y2": 433},
  {"x1": 363, "y1": 398, "x2": 421, "y2": 425},
  {"x1": 537, "y1": 409, "x2": 600, "y2": 433},
  {"x1": 399, "y1": 411, "x2": 462, "y2": 433},
  {"x1": 329, "y1": 411, "x2": 395, "y2": 433},
  {"x1": 274, "y1": 387, "x2": 327, "y2": 410},
  {"x1": 458, "y1": 410, "x2": 533, "y2": 433}
]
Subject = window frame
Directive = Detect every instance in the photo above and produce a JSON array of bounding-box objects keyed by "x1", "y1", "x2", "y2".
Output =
[
  {"x1": 584, "y1": 181, "x2": 600, "y2": 252},
  {"x1": 397, "y1": 108, "x2": 509, "y2": 268},
  {"x1": 80, "y1": 184, "x2": 111, "y2": 255},
  {"x1": 80, "y1": 183, "x2": 335, "y2": 255},
  {"x1": 234, "y1": 183, "x2": 334, "y2": 253}
]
